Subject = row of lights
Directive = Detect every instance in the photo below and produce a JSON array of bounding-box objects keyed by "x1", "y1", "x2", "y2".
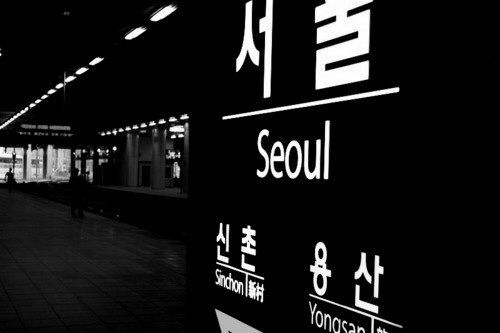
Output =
[
  {"x1": 99, "y1": 114, "x2": 188, "y2": 139},
  {"x1": 0, "y1": 4, "x2": 178, "y2": 131}
]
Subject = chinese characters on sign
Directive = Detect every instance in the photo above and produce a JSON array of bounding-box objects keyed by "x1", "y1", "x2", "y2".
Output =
[
  {"x1": 309, "y1": 242, "x2": 403, "y2": 332},
  {"x1": 215, "y1": 222, "x2": 265, "y2": 303}
]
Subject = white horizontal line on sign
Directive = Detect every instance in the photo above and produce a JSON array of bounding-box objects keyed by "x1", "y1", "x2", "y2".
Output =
[
  {"x1": 309, "y1": 294, "x2": 403, "y2": 329},
  {"x1": 216, "y1": 261, "x2": 265, "y2": 280},
  {"x1": 222, "y1": 87, "x2": 400, "y2": 120}
]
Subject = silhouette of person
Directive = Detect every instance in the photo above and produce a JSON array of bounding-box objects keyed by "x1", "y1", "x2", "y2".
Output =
[
  {"x1": 4, "y1": 167, "x2": 15, "y2": 193},
  {"x1": 69, "y1": 168, "x2": 86, "y2": 218}
]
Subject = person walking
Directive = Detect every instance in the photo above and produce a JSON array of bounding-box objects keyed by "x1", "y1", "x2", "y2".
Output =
[{"x1": 4, "y1": 168, "x2": 15, "y2": 193}]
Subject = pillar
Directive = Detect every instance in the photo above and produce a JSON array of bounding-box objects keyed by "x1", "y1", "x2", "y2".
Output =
[
  {"x1": 183, "y1": 122, "x2": 190, "y2": 194},
  {"x1": 46, "y1": 145, "x2": 54, "y2": 179},
  {"x1": 151, "y1": 127, "x2": 166, "y2": 189},
  {"x1": 23, "y1": 144, "x2": 32, "y2": 181},
  {"x1": 93, "y1": 146, "x2": 99, "y2": 184},
  {"x1": 42, "y1": 145, "x2": 48, "y2": 178},
  {"x1": 125, "y1": 133, "x2": 139, "y2": 187}
]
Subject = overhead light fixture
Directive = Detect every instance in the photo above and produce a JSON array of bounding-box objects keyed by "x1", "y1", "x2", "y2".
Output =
[
  {"x1": 106, "y1": 131, "x2": 111, "y2": 135},
  {"x1": 76, "y1": 67, "x2": 89, "y2": 75},
  {"x1": 125, "y1": 27, "x2": 147, "y2": 40},
  {"x1": 170, "y1": 134, "x2": 177, "y2": 139},
  {"x1": 41, "y1": 94, "x2": 48, "y2": 100},
  {"x1": 112, "y1": 130, "x2": 118, "y2": 135},
  {"x1": 140, "y1": 123, "x2": 147, "y2": 128},
  {"x1": 118, "y1": 128, "x2": 124, "y2": 132},
  {"x1": 178, "y1": 133, "x2": 185, "y2": 138},
  {"x1": 148, "y1": 121, "x2": 156, "y2": 127},
  {"x1": 169, "y1": 117, "x2": 177, "y2": 122},
  {"x1": 180, "y1": 114, "x2": 189, "y2": 120},
  {"x1": 55, "y1": 83, "x2": 64, "y2": 89},
  {"x1": 89, "y1": 57, "x2": 103, "y2": 66},
  {"x1": 169, "y1": 125, "x2": 184, "y2": 133},
  {"x1": 150, "y1": 5, "x2": 177, "y2": 22},
  {"x1": 100, "y1": 132, "x2": 105, "y2": 136},
  {"x1": 112, "y1": 146, "x2": 117, "y2": 152},
  {"x1": 158, "y1": 119, "x2": 166, "y2": 125},
  {"x1": 65, "y1": 75, "x2": 76, "y2": 83},
  {"x1": 132, "y1": 125, "x2": 139, "y2": 130},
  {"x1": 35, "y1": 99, "x2": 41, "y2": 104},
  {"x1": 47, "y1": 89, "x2": 56, "y2": 95},
  {"x1": 125, "y1": 126, "x2": 131, "y2": 131},
  {"x1": 29, "y1": 103, "x2": 36, "y2": 108}
]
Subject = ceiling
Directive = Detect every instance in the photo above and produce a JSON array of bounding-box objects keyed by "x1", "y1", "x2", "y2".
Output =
[{"x1": 0, "y1": 1, "x2": 186, "y2": 136}]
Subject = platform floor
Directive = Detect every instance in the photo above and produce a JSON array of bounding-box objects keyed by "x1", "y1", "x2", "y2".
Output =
[{"x1": 0, "y1": 188, "x2": 186, "y2": 332}]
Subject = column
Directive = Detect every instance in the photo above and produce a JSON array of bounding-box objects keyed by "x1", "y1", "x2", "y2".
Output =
[
  {"x1": 23, "y1": 144, "x2": 32, "y2": 181},
  {"x1": 182, "y1": 122, "x2": 190, "y2": 194},
  {"x1": 46, "y1": 145, "x2": 54, "y2": 180},
  {"x1": 151, "y1": 127, "x2": 166, "y2": 189},
  {"x1": 125, "y1": 133, "x2": 139, "y2": 187},
  {"x1": 93, "y1": 146, "x2": 99, "y2": 184},
  {"x1": 42, "y1": 145, "x2": 48, "y2": 179}
]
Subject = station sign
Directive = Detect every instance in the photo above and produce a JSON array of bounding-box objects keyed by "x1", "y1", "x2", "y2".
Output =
[{"x1": 206, "y1": 1, "x2": 409, "y2": 332}]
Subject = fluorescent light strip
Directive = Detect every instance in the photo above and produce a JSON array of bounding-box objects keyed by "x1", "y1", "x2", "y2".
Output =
[
  {"x1": 222, "y1": 87, "x2": 401, "y2": 120},
  {"x1": 125, "y1": 27, "x2": 147, "y2": 40},
  {"x1": 55, "y1": 83, "x2": 64, "y2": 89},
  {"x1": 65, "y1": 75, "x2": 76, "y2": 83},
  {"x1": 76, "y1": 67, "x2": 89, "y2": 75},
  {"x1": 89, "y1": 57, "x2": 103, "y2": 66},
  {"x1": 47, "y1": 89, "x2": 56, "y2": 95},
  {"x1": 150, "y1": 5, "x2": 177, "y2": 22}
]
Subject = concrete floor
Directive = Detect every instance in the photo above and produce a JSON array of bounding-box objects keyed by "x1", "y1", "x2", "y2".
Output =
[{"x1": 0, "y1": 188, "x2": 186, "y2": 332}]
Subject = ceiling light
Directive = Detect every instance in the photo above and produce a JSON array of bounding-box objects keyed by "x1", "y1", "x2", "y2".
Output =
[
  {"x1": 125, "y1": 126, "x2": 131, "y2": 131},
  {"x1": 140, "y1": 123, "x2": 147, "y2": 128},
  {"x1": 41, "y1": 94, "x2": 48, "y2": 100},
  {"x1": 106, "y1": 131, "x2": 111, "y2": 135},
  {"x1": 178, "y1": 133, "x2": 185, "y2": 138},
  {"x1": 30, "y1": 103, "x2": 36, "y2": 108},
  {"x1": 148, "y1": 121, "x2": 156, "y2": 126},
  {"x1": 158, "y1": 119, "x2": 166, "y2": 124},
  {"x1": 55, "y1": 83, "x2": 64, "y2": 89},
  {"x1": 100, "y1": 132, "x2": 105, "y2": 136},
  {"x1": 169, "y1": 125, "x2": 184, "y2": 133},
  {"x1": 132, "y1": 125, "x2": 139, "y2": 130},
  {"x1": 170, "y1": 134, "x2": 177, "y2": 139},
  {"x1": 47, "y1": 89, "x2": 56, "y2": 95},
  {"x1": 180, "y1": 114, "x2": 189, "y2": 120},
  {"x1": 125, "y1": 27, "x2": 147, "y2": 40},
  {"x1": 89, "y1": 57, "x2": 103, "y2": 66},
  {"x1": 35, "y1": 99, "x2": 41, "y2": 104},
  {"x1": 169, "y1": 117, "x2": 177, "y2": 122},
  {"x1": 65, "y1": 75, "x2": 76, "y2": 83},
  {"x1": 112, "y1": 130, "x2": 118, "y2": 135},
  {"x1": 76, "y1": 67, "x2": 89, "y2": 75},
  {"x1": 118, "y1": 128, "x2": 124, "y2": 132},
  {"x1": 150, "y1": 5, "x2": 177, "y2": 22}
]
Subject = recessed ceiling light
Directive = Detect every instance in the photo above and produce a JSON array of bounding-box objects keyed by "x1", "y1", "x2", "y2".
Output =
[
  {"x1": 150, "y1": 5, "x2": 177, "y2": 22},
  {"x1": 125, "y1": 27, "x2": 147, "y2": 40},
  {"x1": 75, "y1": 67, "x2": 88, "y2": 75},
  {"x1": 89, "y1": 57, "x2": 104, "y2": 66}
]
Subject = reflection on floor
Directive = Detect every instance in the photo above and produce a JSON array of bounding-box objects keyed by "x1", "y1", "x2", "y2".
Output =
[{"x1": 0, "y1": 188, "x2": 186, "y2": 332}]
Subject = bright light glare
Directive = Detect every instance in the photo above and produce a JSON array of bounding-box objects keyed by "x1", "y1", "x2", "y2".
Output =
[
  {"x1": 125, "y1": 27, "x2": 147, "y2": 40},
  {"x1": 48, "y1": 89, "x2": 56, "y2": 95},
  {"x1": 30, "y1": 103, "x2": 36, "y2": 108},
  {"x1": 158, "y1": 119, "x2": 166, "y2": 124},
  {"x1": 180, "y1": 114, "x2": 189, "y2": 120},
  {"x1": 150, "y1": 5, "x2": 177, "y2": 22},
  {"x1": 89, "y1": 57, "x2": 103, "y2": 66},
  {"x1": 76, "y1": 67, "x2": 89, "y2": 75},
  {"x1": 55, "y1": 83, "x2": 64, "y2": 89},
  {"x1": 140, "y1": 123, "x2": 147, "y2": 128},
  {"x1": 65, "y1": 75, "x2": 76, "y2": 83},
  {"x1": 169, "y1": 117, "x2": 177, "y2": 122},
  {"x1": 35, "y1": 99, "x2": 41, "y2": 104},
  {"x1": 41, "y1": 94, "x2": 48, "y2": 100}
]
